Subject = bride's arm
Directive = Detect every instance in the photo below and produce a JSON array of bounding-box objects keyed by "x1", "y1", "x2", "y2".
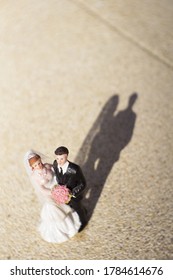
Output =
[
  {"x1": 40, "y1": 185, "x2": 52, "y2": 196},
  {"x1": 32, "y1": 173, "x2": 52, "y2": 197}
]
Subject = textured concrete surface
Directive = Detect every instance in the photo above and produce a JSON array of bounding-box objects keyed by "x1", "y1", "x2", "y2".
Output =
[{"x1": 0, "y1": 0, "x2": 173, "y2": 260}]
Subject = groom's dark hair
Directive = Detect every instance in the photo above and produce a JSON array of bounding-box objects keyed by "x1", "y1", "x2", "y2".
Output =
[{"x1": 54, "y1": 146, "x2": 69, "y2": 155}]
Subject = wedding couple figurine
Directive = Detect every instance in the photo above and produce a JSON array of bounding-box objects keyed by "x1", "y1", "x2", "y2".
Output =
[{"x1": 24, "y1": 146, "x2": 87, "y2": 243}]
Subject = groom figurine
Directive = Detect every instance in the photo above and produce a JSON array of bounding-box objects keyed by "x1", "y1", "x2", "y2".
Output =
[{"x1": 53, "y1": 146, "x2": 87, "y2": 231}]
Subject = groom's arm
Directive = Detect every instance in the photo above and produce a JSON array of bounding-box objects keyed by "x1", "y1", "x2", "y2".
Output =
[
  {"x1": 52, "y1": 160, "x2": 59, "y2": 183},
  {"x1": 71, "y1": 166, "x2": 86, "y2": 197}
]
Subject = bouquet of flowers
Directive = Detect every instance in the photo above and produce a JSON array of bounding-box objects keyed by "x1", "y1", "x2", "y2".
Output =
[{"x1": 51, "y1": 185, "x2": 72, "y2": 204}]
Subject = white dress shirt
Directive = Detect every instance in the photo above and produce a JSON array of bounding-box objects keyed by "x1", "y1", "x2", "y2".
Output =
[{"x1": 58, "y1": 161, "x2": 69, "y2": 174}]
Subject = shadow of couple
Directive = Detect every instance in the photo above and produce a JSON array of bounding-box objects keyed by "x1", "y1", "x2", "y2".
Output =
[{"x1": 75, "y1": 93, "x2": 138, "y2": 222}]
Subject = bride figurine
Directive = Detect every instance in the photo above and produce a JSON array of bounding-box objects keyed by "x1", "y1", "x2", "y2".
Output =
[{"x1": 24, "y1": 150, "x2": 81, "y2": 243}]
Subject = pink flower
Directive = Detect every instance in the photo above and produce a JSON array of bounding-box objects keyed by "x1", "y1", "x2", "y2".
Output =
[{"x1": 51, "y1": 185, "x2": 71, "y2": 204}]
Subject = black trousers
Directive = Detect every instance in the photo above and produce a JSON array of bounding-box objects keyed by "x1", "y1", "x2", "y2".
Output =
[{"x1": 68, "y1": 198, "x2": 87, "y2": 228}]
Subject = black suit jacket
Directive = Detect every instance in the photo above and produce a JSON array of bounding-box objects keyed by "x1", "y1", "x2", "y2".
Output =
[{"x1": 53, "y1": 160, "x2": 86, "y2": 200}]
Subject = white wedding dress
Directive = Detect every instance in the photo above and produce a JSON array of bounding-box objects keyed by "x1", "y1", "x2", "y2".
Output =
[
  {"x1": 39, "y1": 200, "x2": 81, "y2": 243},
  {"x1": 35, "y1": 171, "x2": 81, "y2": 243},
  {"x1": 24, "y1": 151, "x2": 81, "y2": 243}
]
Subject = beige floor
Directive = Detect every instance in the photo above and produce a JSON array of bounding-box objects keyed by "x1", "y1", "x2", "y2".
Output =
[{"x1": 0, "y1": 0, "x2": 173, "y2": 260}]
